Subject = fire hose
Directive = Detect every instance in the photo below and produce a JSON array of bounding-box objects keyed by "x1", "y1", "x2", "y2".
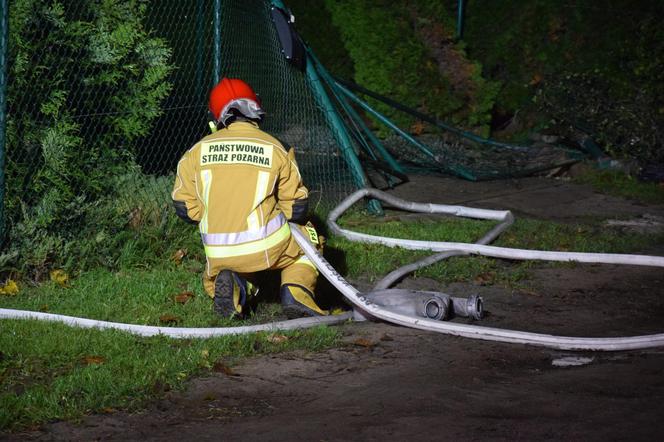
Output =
[
  {"x1": 302, "y1": 188, "x2": 664, "y2": 351},
  {"x1": 2, "y1": 188, "x2": 664, "y2": 351}
]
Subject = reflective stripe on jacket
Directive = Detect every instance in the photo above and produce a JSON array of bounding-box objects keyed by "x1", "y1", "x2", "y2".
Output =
[{"x1": 172, "y1": 121, "x2": 309, "y2": 271}]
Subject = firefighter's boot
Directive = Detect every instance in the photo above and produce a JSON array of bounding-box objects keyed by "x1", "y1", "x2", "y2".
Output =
[
  {"x1": 280, "y1": 284, "x2": 328, "y2": 319},
  {"x1": 213, "y1": 270, "x2": 257, "y2": 319}
]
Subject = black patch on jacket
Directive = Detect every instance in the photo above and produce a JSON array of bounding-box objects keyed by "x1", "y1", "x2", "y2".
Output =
[
  {"x1": 291, "y1": 198, "x2": 309, "y2": 224},
  {"x1": 173, "y1": 200, "x2": 199, "y2": 225}
]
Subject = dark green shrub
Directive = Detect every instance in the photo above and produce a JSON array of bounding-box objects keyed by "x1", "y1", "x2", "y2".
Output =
[
  {"x1": 534, "y1": 70, "x2": 663, "y2": 164},
  {"x1": 463, "y1": 0, "x2": 663, "y2": 161},
  {"x1": 3, "y1": 0, "x2": 173, "y2": 278},
  {"x1": 287, "y1": 0, "x2": 355, "y2": 80},
  {"x1": 322, "y1": 0, "x2": 497, "y2": 135}
]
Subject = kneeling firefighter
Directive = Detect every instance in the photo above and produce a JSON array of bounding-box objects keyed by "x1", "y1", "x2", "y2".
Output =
[{"x1": 171, "y1": 78, "x2": 327, "y2": 319}]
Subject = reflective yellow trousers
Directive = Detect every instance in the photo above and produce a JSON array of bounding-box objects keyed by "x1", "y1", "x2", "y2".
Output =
[{"x1": 202, "y1": 224, "x2": 321, "y2": 298}]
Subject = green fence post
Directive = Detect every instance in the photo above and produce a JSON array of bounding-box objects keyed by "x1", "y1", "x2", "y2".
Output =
[
  {"x1": 306, "y1": 49, "x2": 382, "y2": 213},
  {"x1": 212, "y1": 0, "x2": 221, "y2": 85},
  {"x1": 0, "y1": 0, "x2": 8, "y2": 241},
  {"x1": 196, "y1": 0, "x2": 204, "y2": 100},
  {"x1": 309, "y1": 51, "x2": 405, "y2": 175},
  {"x1": 456, "y1": 0, "x2": 465, "y2": 40}
]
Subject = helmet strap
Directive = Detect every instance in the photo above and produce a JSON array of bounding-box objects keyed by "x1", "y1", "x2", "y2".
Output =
[{"x1": 207, "y1": 110, "x2": 219, "y2": 133}]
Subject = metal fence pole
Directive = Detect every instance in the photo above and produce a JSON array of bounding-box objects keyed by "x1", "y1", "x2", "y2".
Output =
[
  {"x1": 456, "y1": 0, "x2": 466, "y2": 40},
  {"x1": 195, "y1": 0, "x2": 204, "y2": 101},
  {"x1": 0, "y1": 0, "x2": 8, "y2": 241},
  {"x1": 212, "y1": 0, "x2": 221, "y2": 85},
  {"x1": 309, "y1": 51, "x2": 405, "y2": 175},
  {"x1": 305, "y1": 48, "x2": 382, "y2": 214}
]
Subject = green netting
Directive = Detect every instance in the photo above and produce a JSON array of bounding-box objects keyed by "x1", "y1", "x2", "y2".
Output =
[
  {"x1": 0, "y1": 0, "x2": 586, "y2": 275},
  {"x1": 0, "y1": 0, "x2": 367, "y2": 275},
  {"x1": 136, "y1": 0, "x2": 359, "y2": 200},
  {"x1": 0, "y1": 1, "x2": 360, "y2": 239},
  {"x1": 212, "y1": 0, "x2": 357, "y2": 201},
  {"x1": 330, "y1": 78, "x2": 587, "y2": 182}
]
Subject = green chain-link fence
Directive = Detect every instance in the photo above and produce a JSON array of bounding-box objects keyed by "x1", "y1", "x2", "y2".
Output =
[
  {"x1": 0, "y1": 0, "x2": 584, "y2": 277},
  {"x1": 1, "y1": 0, "x2": 362, "y2": 276},
  {"x1": 139, "y1": 0, "x2": 359, "y2": 190},
  {"x1": 211, "y1": 0, "x2": 358, "y2": 198}
]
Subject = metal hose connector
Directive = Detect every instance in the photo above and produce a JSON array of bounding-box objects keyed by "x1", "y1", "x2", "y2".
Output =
[{"x1": 451, "y1": 295, "x2": 484, "y2": 320}]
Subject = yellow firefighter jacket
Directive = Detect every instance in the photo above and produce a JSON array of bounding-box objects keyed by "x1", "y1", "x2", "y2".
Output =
[{"x1": 171, "y1": 121, "x2": 309, "y2": 273}]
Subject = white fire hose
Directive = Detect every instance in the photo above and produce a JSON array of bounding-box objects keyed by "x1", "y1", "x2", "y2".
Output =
[
  {"x1": 1, "y1": 187, "x2": 663, "y2": 351},
  {"x1": 0, "y1": 308, "x2": 352, "y2": 337},
  {"x1": 305, "y1": 188, "x2": 664, "y2": 351}
]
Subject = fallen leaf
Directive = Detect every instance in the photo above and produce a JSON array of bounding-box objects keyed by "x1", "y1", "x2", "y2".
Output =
[
  {"x1": 82, "y1": 355, "x2": 106, "y2": 365},
  {"x1": 174, "y1": 291, "x2": 195, "y2": 304},
  {"x1": 380, "y1": 334, "x2": 394, "y2": 342},
  {"x1": 529, "y1": 73, "x2": 543, "y2": 86},
  {"x1": 101, "y1": 407, "x2": 117, "y2": 414},
  {"x1": 128, "y1": 207, "x2": 143, "y2": 229},
  {"x1": 171, "y1": 248, "x2": 188, "y2": 265},
  {"x1": 49, "y1": 270, "x2": 70, "y2": 288},
  {"x1": 213, "y1": 361, "x2": 236, "y2": 376},
  {"x1": 0, "y1": 279, "x2": 19, "y2": 296},
  {"x1": 152, "y1": 380, "x2": 171, "y2": 393},
  {"x1": 473, "y1": 272, "x2": 496, "y2": 286},
  {"x1": 159, "y1": 314, "x2": 181, "y2": 325},
  {"x1": 353, "y1": 338, "x2": 375, "y2": 348},
  {"x1": 410, "y1": 120, "x2": 426, "y2": 135},
  {"x1": 39, "y1": 304, "x2": 49, "y2": 312},
  {"x1": 266, "y1": 334, "x2": 289, "y2": 344}
]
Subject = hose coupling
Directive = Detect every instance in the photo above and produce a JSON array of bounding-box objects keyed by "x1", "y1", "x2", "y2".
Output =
[
  {"x1": 420, "y1": 294, "x2": 450, "y2": 320},
  {"x1": 451, "y1": 295, "x2": 484, "y2": 320}
]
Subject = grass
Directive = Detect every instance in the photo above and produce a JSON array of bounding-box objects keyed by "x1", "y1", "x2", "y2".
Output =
[
  {"x1": 0, "y1": 320, "x2": 338, "y2": 430},
  {"x1": 328, "y1": 213, "x2": 664, "y2": 287},
  {"x1": 573, "y1": 167, "x2": 664, "y2": 205},
  {"x1": 1, "y1": 208, "x2": 662, "y2": 431},
  {"x1": 0, "y1": 263, "x2": 284, "y2": 328},
  {"x1": 0, "y1": 261, "x2": 341, "y2": 431}
]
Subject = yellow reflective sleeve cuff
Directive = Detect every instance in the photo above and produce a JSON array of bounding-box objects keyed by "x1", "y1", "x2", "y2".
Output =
[{"x1": 204, "y1": 222, "x2": 291, "y2": 259}]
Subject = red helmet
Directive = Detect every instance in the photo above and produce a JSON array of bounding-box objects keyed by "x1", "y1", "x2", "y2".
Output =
[{"x1": 209, "y1": 78, "x2": 264, "y2": 126}]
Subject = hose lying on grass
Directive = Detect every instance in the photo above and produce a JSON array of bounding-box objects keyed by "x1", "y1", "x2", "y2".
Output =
[
  {"x1": 2, "y1": 187, "x2": 664, "y2": 351},
  {"x1": 0, "y1": 308, "x2": 353, "y2": 337},
  {"x1": 313, "y1": 188, "x2": 664, "y2": 351}
]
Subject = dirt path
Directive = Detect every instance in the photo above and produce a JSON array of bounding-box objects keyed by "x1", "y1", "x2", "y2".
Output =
[{"x1": 5, "y1": 175, "x2": 664, "y2": 441}]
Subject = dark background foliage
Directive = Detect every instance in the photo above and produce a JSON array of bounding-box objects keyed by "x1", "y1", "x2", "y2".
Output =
[{"x1": 289, "y1": 0, "x2": 663, "y2": 162}]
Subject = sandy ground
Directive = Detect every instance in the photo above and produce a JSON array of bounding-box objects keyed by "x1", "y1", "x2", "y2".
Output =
[{"x1": 4, "y1": 174, "x2": 664, "y2": 441}]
